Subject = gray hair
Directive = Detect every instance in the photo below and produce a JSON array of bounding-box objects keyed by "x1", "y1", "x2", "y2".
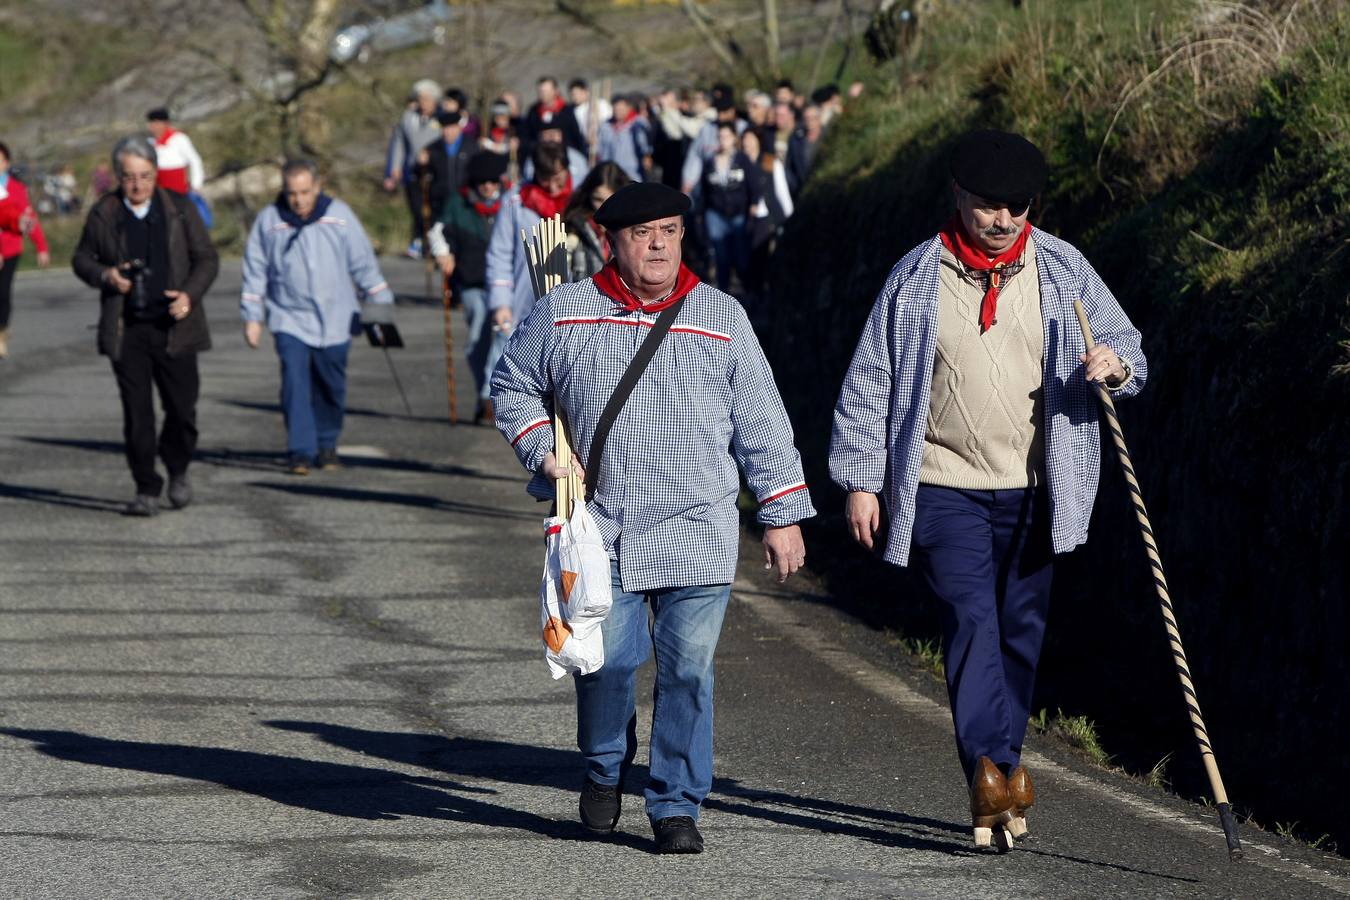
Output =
[
  {"x1": 411, "y1": 78, "x2": 442, "y2": 99},
  {"x1": 111, "y1": 135, "x2": 158, "y2": 178},
  {"x1": 281, "y1": 158, "x2": 321, "y2": 181}
]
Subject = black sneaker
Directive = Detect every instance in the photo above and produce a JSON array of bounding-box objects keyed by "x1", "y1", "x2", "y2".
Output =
[
  {"x1": 124, "y1": 494, "x2": 159, "y2": 517},
  {"x1": 167, "y1": 475, "x2": 192, "y2": 509},
  {"x1": 652, "y1": 815, "x2": 703, "y2": 854},
  {"x1": 315, "y1": 448, "x2": 341, "y2": 470},
  {"x1": 579, "y1": 779, "x2": 621, "y2": 834},
  {"x1": 286, "y1": 454, "x2": 311, "y2": 476}
]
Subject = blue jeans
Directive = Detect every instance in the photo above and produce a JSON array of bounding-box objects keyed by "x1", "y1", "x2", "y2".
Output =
[
  {"x1": 275, "y1": 332, "x2": 349, "y2": 459},
  {"x1": 910, "y1": 485, "x2": 1054, "y2": 782},
  {"x1": 459, "y1": 286, "x2": 504, "y2": 399},
  {"x1": 574, "y1": 561, "x2": 731, "y2": 822},
  {"x1": 703, "y1": 209, "x2": 748, "y2": 293}
]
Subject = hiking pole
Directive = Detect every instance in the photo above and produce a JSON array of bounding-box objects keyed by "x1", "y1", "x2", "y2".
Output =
[
  {"x1": 1073, "y1": 300, "x2": 1242, "y2": 861},
  {"x1": 441, "y1": 277, "x2": 458, "y2": 425}
]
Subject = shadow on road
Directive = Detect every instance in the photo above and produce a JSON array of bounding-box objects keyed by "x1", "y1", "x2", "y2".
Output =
[
  {"x1": 0, "y1": 727, "x2": 644, "y2": 846},
  {"x1": 266, "y1": 720, "x2": 970, "y2": 856},
  {"x1": 18, "y1": 436, "x2": 516, "y2": 483},
  {"x1": 220, "y1": 398, "x2": 451, "y2": 427},
  {"x1": 250, "y1": 482, "x2": 539, "y2": 521},
  {"x1": 0, "y1": 482, "x2": 125, "y2": 514}
]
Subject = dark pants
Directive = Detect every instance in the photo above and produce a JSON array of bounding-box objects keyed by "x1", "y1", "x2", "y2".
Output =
[
  {"x1": 404, "y1": 179, "x2": 427, "y2": 249},
  {"x1": 0, "y1": 254, "x2": 18, "y2": 329},
  {"x1": 110, "y1": 322, "x2": 200, "y2": 495},
  {"x1": 910, "y1": 484, "x2": 1054, "y2": 782},
  {"x1": 276, "y1": 332, "x2": 349, "y2": 459}
]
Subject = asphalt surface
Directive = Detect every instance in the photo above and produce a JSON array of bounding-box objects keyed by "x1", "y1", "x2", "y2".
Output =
[{"x1": 2, "y1": 258, "x2": 1348, "y2": 898}]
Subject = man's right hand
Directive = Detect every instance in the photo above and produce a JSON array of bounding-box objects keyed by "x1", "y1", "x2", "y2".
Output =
[
  {"x1": 846, "y1": 491, "x2": 882, "y2": 550},
  {"x1": 541, "y1": 452, "x2": 585, "y2": 483},
  {"x1": 382, "y1": 173, "x2": 399, "y2": 192},
  {"x1": 435, "y1": 254, "x2": 455, "y2": 277},
  {"x1": 243, "y1": 321, "x2": 263, "y2": 348},
  {"x1": 104, "y1": 267, "x2": 132, "y2": 295},
  {"x1": 492, "y1": 307, "x2": 513, "y2": 332}
]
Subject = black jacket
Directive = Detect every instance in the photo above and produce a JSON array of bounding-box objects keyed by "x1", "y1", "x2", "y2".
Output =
[
  {"x1": 72, "y1": 188, "x2": 218, "y2": 361},
  {"x1": 416, "y1": 139, "x2": 478, "y2": 218},
  {"x1": 786, "y1": 130, "x2": 820, "y2": 196}
]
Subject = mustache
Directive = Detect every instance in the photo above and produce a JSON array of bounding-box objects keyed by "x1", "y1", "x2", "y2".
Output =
[{"x1": 981, "y1": 223, "x2": 1021, "y2": 237}]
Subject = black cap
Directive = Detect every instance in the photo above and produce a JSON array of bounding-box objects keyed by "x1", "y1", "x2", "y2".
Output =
[
  {"x1": 593, "y1": 182, "x2": 691, "y2": 231},
  {"x1": 146, "y1": 107, "x2": 170, "y2": 122},
  {"x1": 436, "y1": 109, "x2": 464, "y2": 127},
  {"x1": 711, "y1": 82, "x2": 736, "y2": 112},
  {"x1": 466, "y1": 152, "x2": 508, "y2": 185},
  {"x1": 949, "y1": 129, "x2": 1047, "y2": 208}
]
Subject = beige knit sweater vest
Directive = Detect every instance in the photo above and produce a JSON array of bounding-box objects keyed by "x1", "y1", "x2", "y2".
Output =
[{"x1": 920, "y1": 238, "x2": 1045, "y2": 490}]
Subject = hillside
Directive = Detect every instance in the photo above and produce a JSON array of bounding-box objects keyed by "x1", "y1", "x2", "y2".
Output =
[{"x1": 768, "y1": 0, "x2": 1350, "y2": 854}]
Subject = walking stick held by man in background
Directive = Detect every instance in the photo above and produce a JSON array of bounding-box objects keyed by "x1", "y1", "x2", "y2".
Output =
[{"x1": 1073, "y1": 299, "x2": 1242, "y2": 862}]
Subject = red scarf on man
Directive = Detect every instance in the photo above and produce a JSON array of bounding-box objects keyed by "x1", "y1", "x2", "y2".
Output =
[
  {"x1": 938, "y1": 215, "x2": 1032, "y2": 333},
  {"x1": 535, "y1": 96, "x2": 565, "y2": 123},
  {"x1": 592, "y1": 259, "x2": 700, "y2": 313},
  {"x1": 519, "y1": 175, "x2": 573, "y2": 220},
  {"x1": 460, "y1": 183, "x2": 506, "y2": 219}
]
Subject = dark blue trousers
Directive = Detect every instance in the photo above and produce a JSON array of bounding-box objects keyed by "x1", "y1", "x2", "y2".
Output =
[
  {"x1": 275, "y1": 332, "x2": 349, "y2": 460},
  {"x1": 911, "y1": 485, "x2": 1054, "y2": 782}
]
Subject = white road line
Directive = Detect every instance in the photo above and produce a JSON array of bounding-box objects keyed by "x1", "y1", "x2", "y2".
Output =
[{"x1": 733, "y1": 582, "x2": 1350, "y2": 896}]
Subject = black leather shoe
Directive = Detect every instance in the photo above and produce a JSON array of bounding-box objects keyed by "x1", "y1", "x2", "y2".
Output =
[
  {"x1": 579, "y1": 779, "x2": 621, "y2": 834},
  {"x1": 315, "y1": 449, "x2": 340, "y2": 470},
  {"x1": 652, "y1": 816, "x2": 703, "y2": 854},
  {"x1": 167, "y1": 475, "x2": 192, "y2": 510},
  {"x1": 124, "y1": 494, "x2": 159, "y2": 517},
  {"x1": 286, "y1": 454, "x2": 311, "y2": 476}
]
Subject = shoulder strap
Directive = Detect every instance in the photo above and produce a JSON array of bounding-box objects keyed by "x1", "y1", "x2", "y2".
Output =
[{"x1": 583, "y1": 296, "x2": 686, "y2": 498}]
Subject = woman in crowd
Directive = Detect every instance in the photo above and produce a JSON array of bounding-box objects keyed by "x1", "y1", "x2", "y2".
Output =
[
  {"x1": 741, "y1": 127, "x2": 793, "y2": 301},
  {"x1": 699, "y1": 121, "x2": 759, "y2": 294},
  {"x1": 0, "y1": 141, "x2": 51, "y2": 358},
  {"x1": 561, "y1": 161, "x2": 632, "y2": 282}
]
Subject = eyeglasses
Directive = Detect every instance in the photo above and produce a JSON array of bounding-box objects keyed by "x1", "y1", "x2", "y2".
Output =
[{"x1": 119, "y1": 172, "x2": 156, "y2": 184}]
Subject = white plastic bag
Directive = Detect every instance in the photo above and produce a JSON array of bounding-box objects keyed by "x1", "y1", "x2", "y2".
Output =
[{"x1": 540, "y1": 501, "x2": 613, "y2": 679}]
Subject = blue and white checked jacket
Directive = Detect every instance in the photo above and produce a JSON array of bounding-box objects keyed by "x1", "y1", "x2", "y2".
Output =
[
  {"x1": 492, "y1": 277, "x2": 816, "y2": 593},
  {"x1": 829, "y1": 230, "x2": 1147, "y2": 567}
]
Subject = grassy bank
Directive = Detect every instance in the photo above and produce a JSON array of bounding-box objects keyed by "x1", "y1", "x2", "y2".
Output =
[{"x1": 769, "y1": 0, "x2": 1349, "y2": 853}]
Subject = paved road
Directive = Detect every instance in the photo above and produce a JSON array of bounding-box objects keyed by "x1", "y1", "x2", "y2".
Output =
[{"x1": 2, "y1": 260, "x2": 1348, "y2": 898}]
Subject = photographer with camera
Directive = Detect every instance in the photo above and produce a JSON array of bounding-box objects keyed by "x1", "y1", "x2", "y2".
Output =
[{"x1": 72, "y1": 135, "x2": 218, "y2": 517}]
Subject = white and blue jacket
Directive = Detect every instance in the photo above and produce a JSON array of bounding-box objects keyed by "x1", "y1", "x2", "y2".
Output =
[
  {"x1": 492, "y1": 276, "x2": 816, "y2": 593},
  {"x1": 829, "y1": 230, "x2": 1147, "y2": 566},
  {"x1": 240, "y1": 196, "x2": 391, "y2": 348}
]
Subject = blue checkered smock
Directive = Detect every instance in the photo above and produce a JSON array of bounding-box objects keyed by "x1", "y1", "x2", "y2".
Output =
[
  {"x1": 829, "y1": 230, "x2": 1147, "y2": 567},
  {"x1": 492, "y1": 277, "x2": 816, "y2": 594}
]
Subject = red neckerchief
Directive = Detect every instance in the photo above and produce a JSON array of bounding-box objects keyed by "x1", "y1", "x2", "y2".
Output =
[
  {"x1": 535, "y1": 96, "x2": 565, "y2": 123},
  {"x1": 154, "y1": 127, "x2": 177, "y2": 147},
  {"x1": 938, "y1": 215, "x2": 1032, "y2": 333},
  {"x1": 519, "y1": 175, "x2": 573, "y2": 220},
  {"x1": 612, "y1": 109, "x2": 639, "y2": 131},
  {"x1": 592, "y1": 260, "x2": 700, "y2": 314},
  {"x1": 460, "y1": 184, "x2": 502, "y2": 218}
]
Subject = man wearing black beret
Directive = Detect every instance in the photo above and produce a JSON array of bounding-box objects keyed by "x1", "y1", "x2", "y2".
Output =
[
  {"x1": 830, "y1": 129, "x2": 1149, "y2": 851},
  {"x1": 491, "y1": 180, "x2": 815, "y2": 854}
]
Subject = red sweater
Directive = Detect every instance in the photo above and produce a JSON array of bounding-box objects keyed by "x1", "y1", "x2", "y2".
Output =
[{"x1": 0, "y1": 178, "x2": 48, "y2": 259}]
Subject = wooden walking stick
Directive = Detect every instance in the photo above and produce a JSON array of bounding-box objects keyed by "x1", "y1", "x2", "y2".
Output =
[
  {"x1": 1073, "y1": 300, "x2": 1242, "y2": 861},
  {"x1": 442, "y1": 276, "x2": 458, "y2": 425}
]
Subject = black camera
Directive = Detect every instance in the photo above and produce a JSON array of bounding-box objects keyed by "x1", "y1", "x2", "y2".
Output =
[{"x1": 121, "y1": 258, "x2": 153, "y2": 319}]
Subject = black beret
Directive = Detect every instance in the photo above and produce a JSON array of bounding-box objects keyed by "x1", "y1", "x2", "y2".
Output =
[
  {"x1": 593, "y1": 182, "x2": 692, "y2": 230},
  {"x1": 466, "y1": 152, "x2": 508, "y2": 185},
  {"x1": 146, "y1": 107, "x2": 170, "y2": 122},
  {"x1": 436, "y1": 109, "x2": 463, "y2": 127},
  {"x1": 949, "y1": 129, "x2": 1047, "y2": 208}
]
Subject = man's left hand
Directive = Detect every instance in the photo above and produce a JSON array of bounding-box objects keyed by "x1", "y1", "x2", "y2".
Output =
[
  {"x1": 164, "y1": 290, "x2": 192, "y2": 321},
  {"x1": 763, "y1": 524, "x2": 806, "y2": 585},
  {"x1": 1080, "y1": 345, "x2": 1126, "y2": 385}
]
